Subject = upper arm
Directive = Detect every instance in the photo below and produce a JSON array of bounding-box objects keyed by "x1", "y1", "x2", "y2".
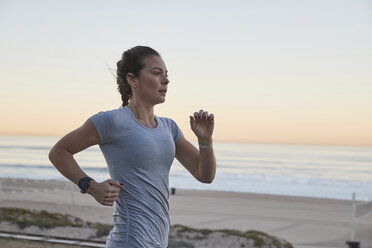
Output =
[
  {"x1": 51, "y1": 119, "x2": 101, "y2": 155},
  {"x1": 175, "y1": 136, "x2": 200, "y2": 181}
]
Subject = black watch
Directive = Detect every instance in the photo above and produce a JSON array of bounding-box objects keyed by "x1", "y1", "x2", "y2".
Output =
[{"x1": 78, "y1": 176, "x2": 94, "y2": 194}]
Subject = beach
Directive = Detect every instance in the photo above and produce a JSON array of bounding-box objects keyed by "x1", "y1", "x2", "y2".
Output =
[{"x1": 0, "y1": 178, "x2": 371, "y2": 248}]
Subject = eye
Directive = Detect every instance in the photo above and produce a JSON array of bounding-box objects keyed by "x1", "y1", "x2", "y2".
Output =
[{"x1": 152, "y1": 70, "x2": 168, "y2": 78}]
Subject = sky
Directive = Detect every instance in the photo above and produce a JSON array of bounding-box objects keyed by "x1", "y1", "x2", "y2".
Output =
[{"x1": 0, "y1": 0, "x2": 371, "y2": 146}]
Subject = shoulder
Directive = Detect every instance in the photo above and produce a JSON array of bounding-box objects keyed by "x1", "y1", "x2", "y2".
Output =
[
  {"x1": 157, "y1": 116, "x2": 183, "y2": 142},
  {"x1": 157, "y1": 116, "x2": 178, "y2": 128},
  {"x1": 91, "y1": 107, "x2": 126, "y2": 122},
  {"x1": 89, "y1": 107, "x2": 129, "y2": 132},
  {"x1": 89, "y1": 107, "x2": 129, "y2": 144},
  {"x1": 95, "y1": 107, "x2": 123, "y2": 116}
]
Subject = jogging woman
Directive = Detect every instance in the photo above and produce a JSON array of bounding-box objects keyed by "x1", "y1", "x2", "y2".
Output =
[{"x1": 49, "y1": 46, "x2": 216, "y2": 248}]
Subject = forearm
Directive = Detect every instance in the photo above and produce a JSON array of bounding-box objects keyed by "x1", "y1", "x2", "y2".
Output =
[
  {"x1": 197, "y1": 138, "x2": 216, "y2": 183},
  {"x1": 49, "y1": 147, "x2": 88, "y2": 185}
]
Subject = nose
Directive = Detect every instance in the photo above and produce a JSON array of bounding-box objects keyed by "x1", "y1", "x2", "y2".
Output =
[{"x1": 162, "y1": 75, "x2": 169, "y2": 85}]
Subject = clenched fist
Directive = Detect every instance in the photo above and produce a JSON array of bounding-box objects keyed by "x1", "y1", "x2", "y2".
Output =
[{"x1": 87, "y1": 179, "x2": 122, "y2": 206}]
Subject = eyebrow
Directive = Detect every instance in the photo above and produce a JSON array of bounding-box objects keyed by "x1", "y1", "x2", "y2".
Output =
[{"x1": 151, "y1": 67, "x2": 168, "y2": 73}]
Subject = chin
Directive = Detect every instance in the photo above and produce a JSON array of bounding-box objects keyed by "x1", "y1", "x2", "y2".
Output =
[
  {"x1": 158, "y1": 96, "x2": 166, "y2": 103},
  {"x1": 152, "y1": 98, "x2": 165, "y2": 105}
]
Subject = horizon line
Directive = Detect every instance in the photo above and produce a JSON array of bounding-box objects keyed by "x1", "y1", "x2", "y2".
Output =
[{"x1": 0, "y1": 133, "x2": 371, "y2": 148}]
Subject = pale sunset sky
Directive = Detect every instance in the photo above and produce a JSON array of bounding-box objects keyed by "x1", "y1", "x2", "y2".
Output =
[{"x1": 0, "y1": 0, "x2": 371, "y2": 146}]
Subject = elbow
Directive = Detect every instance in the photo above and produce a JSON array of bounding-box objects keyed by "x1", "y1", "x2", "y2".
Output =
[
  {"x1": 199, "y1": 176, "x2": 215, "y2": 184},
  {"x1": 48, "y1": 145, "x2": 62, "y2": 164},
  {"x1": 48, "y1": 146, "x2": 56, "y2": 164},
  {"x1": 202, "y1": 179, "x2": 214, "y2": 184}
]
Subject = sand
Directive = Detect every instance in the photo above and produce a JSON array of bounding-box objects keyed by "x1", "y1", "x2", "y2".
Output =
[{"x1": 0, "y1": 178, "x2": 371, "y2": 248}]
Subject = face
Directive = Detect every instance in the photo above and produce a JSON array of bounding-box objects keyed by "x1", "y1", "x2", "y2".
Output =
[{"x1": 134, "y1": 56, "x2": 169, "y2": 105}]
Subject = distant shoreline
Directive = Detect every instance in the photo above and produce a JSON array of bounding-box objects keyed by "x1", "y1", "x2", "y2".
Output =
[
  {"x1": 0, "y1": 177, "x2": 359, "y2": 202},
  {"x1": 1, "y1": 134, "x2": 372, "y2": 148}
]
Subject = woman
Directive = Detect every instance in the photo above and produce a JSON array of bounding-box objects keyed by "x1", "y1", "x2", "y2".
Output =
[{"x1": 49, "y1": 46, "x2": 216, "y2": 248}]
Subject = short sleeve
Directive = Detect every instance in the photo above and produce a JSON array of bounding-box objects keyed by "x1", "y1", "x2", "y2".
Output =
[
  {"x1": 90, "y1": 111, "x2": 114, "y2": 145},
  {"x1": 170, "y1": 119, "x2": 183, "y2": 143}
]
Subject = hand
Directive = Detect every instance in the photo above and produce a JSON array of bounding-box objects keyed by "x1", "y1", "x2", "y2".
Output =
[
  {"x1": 190, "y1": 109, "x2": 214, "y2": 144},
  {"x1": 87, "y1": 179, "x2": 122, "y2": 206}
]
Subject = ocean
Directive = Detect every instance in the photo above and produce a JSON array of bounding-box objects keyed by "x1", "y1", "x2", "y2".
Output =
[{"x1": 1, "y1": 135, "x2": 371, "y2": 201}]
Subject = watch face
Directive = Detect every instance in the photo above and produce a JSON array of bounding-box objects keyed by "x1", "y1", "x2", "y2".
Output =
[
  {"x1": 79, "y1": 177, "x2": 92, "y2": 193},
  {"x1": 79, "y1": 179, "x2": 88, "y2": 189}
]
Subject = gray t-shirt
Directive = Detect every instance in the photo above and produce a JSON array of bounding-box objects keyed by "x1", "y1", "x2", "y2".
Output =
[{"x1": 90, "y1": 106, "x2": 183, "y2": 248}]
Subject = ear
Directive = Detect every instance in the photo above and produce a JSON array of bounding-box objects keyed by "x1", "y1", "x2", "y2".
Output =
[{"x1": 126, "y1": 73, "x2": 138, "y2": 89}]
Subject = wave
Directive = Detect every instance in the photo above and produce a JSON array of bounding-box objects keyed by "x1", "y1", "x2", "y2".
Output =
[
  {"x1": 0, "y1": 163, "x2": 108, "y2": 172},
  {"x1": 0, "y1": 145, "x2": 101, "y2": 152},
  {"x1": 0, "y1": 145, "x2": 52, "y2": 151}
]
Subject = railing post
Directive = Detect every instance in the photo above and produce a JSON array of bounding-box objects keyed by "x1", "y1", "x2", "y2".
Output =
[{"x1": 346, "y1": 193, "x2": 360, "y2": 248}]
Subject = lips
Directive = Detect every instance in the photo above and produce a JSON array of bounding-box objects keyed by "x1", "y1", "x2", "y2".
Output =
[{"x1": 159, "y1": 90, "x2": 167, "y2": 95}]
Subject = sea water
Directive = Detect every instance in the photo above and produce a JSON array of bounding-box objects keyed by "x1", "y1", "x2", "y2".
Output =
[{"x1": 1, "y1": 135, "x2": 371, "y2": 201}]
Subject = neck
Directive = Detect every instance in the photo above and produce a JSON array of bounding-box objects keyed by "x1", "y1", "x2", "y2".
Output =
[{"x1": 127, "y1": 99, "x2": 155, "y2": 122}]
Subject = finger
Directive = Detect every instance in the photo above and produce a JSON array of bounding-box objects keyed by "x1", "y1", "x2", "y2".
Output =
[
  {"x1": 109, "y1": 189, "x2": 120, "y2": 195},
  {"x1": 109, "y1": 185, "x2": 121, "y2": 192},
  {"x1": 103, "y1": 198, "x2": 117, "y2": 205},
  {"x1": 107, "y1": 179, "x2": 121, "y2": 186},
  {"x1": 203, "y1": 111, "x2": 208, "y2": 119},
  {"x1": 103, "y1": 201, "x2": 114, "y2": 206},
  {"x1": 105, "y1": 195, "x2": 119, "y2": 201},
  {"x1": 105, "y1": 191, "x2": 119, "y2": 198},
  {"x1": 193, "y1": 112, "x2": 199, "y2": 119},
  {"x1": 209, "y1": 113, "x2": 214, "y2": 120},
  {"x1": 198, "y1": 109, "x2": 204, "y2": 119},
  {"x1": 189, "y1": 116, "x2": 197, "y2": 128},
  {"x1": 107, "y1": 179, "x2": 122, "y2": 188}
]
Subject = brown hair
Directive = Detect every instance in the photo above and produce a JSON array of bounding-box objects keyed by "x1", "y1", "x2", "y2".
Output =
[{"x1": 116, "y1": 46, "x2": 160, "y2": 106}]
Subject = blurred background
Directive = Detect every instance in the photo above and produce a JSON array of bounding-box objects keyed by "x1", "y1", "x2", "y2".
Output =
[
  {"x1": 1, "y1": 1, "x2": 372, "y2": 247},
  {"x1": 0, "y1": 0, "x2": 371, "y2": 199},
  {"x1": 0, "y1": 0, "x2": 371, "y2": 146}
]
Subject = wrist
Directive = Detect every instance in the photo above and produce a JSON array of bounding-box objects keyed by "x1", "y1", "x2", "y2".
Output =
[
  {"x1": 86, "y1": 180, "x2": 97, "y2": 195},
  {"x1": 198, "y1": 137, "x2": 212, "y2": 146}
]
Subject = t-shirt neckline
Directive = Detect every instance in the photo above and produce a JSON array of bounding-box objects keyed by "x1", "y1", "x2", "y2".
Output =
[{"x1": 123, "y1": 106, "x2": 160, "y2": 131}]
